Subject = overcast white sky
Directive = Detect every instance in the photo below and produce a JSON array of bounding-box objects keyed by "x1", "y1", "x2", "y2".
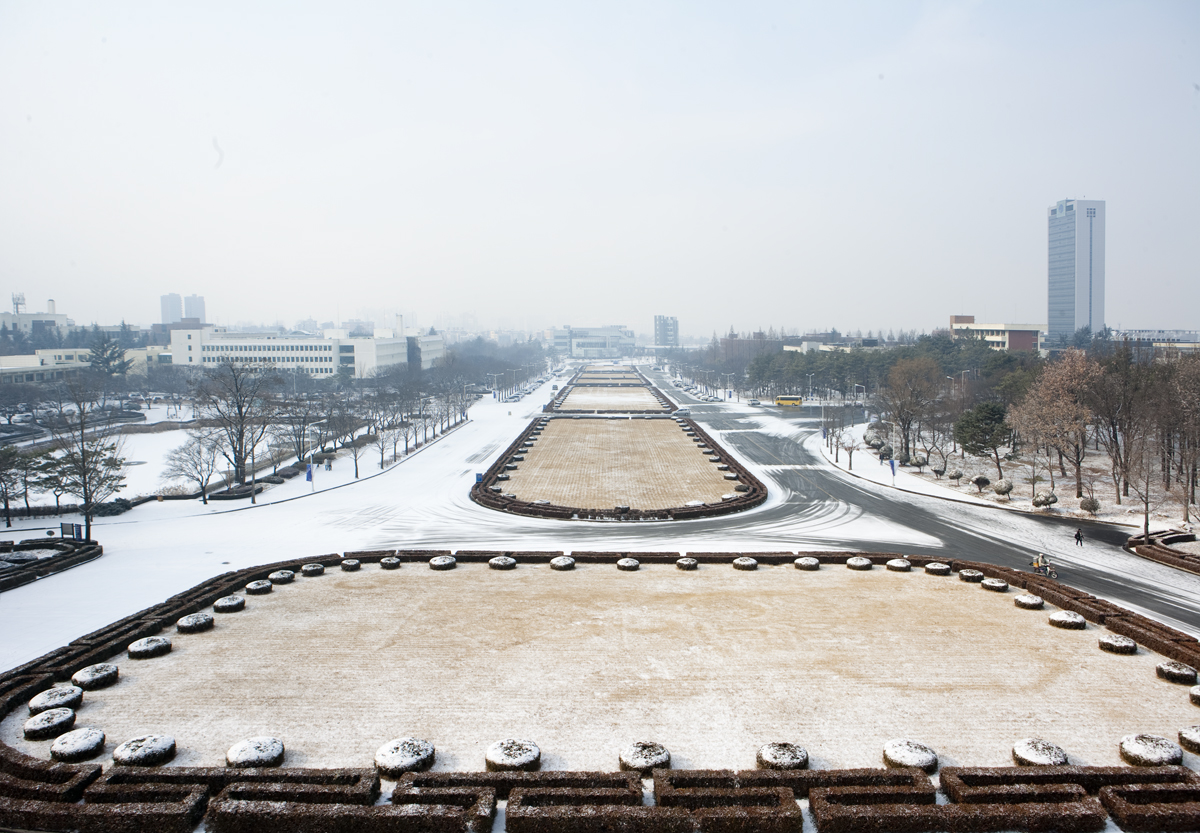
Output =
[{"x1": 1, "y1": 1, "x2": 1197, "y2": 338}]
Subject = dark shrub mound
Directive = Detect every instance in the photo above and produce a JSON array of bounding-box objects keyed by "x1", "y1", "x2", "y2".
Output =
[
  {"x1": 214, "y1": 594, "x2": 246, "y2": 613},
  {"x1": 430, "y1": 555, "x2": 456, "y2": 571},
  {"x1": 886, "y1": 559, "x2": 911, "y2": 572},
  {"x1": 1015, "y1": 594, "x2": 1044, "y2": 610},
  {"x1": 924, "y1": 562, "x2": 951, "y2": 576},
  {"x1": 981, "y1": 578, "x2": 1009, "y2": 592},
  {"x1": 226, "y1": 736, "x2": 285, "y2": 768},
  {"x1": 375, "y1": 737, "x2": 436, "y2": 776},
  {"x1": 1157, "y1": 661, "x2": 1198, "y2": 684},
  {"x1": 617, "y1": 558, "x2": 640, "y2": 571},
  {"x1": 1120, "y1": 733, "x2": 1182, "y2": 766},
  {"x1": 732, "y1": 556, "x2": 758, "y2": 571},
  {"x1": 72, "y1": 663, "x2": 118, "y2": 690},
  {"x1": 341, "y1": 559, "x2": 361, "y2": 572},
  {"x1": 757, "y1": 742, "x2": 809, "y2": 770},
  {"x1": 486, "y1": 738, "x2": 540, "y2": 771},
  {"x1": 1179, "y1": 726, "x2": 1200, "y2": 755},
  {"x1": 380, "y1": 556, "x2": 401, "y2": 570},
  {"x1": 245, "y1": 579, "x2": 273, "y2": 595},
  {"x1": 550, "y1": 556, "x2": 575, "y2": 571},
  {"x1": 489, "y1": 555, "x2": 517, "y2": 570},
  {"x1": 794, "y1": 557, "x2": 820, "y2": 571},
  {"x1": 1050, "y1": 611, "x2": 1087, "y2": 630},
  {"x1": 23, "y1": 707, "x2": 75, "y2": 740},
  {"x1": 883, "y1": 738, "x2": 938, "y2": 773},
  {"x1": 50, "y1": 726, "x2": 105, "y2": 762},
  {"x1": 846, "y1": 556, "x2": 872, "y2": 571},
  {"x1": 113, "y1": 734, "x2": 176, "y2": 766},
  {"x1": 268, "y1": 569, "x2": 295, "y2": 584},
  {"x1": 128, "y1": 636, "x2": 171, "y2": 659},
  {"x1": 958, "y1": 569, "x2": 984, "y2": 583},
  {"x1": 29, "y1": 685, "x2": 83, "y2": 714},
  {"x1": 1012, "y1": 737, "x2": 1068, "y2": 766},
  {"x1": 676, "y1": 557, "x2": 698, "y2": 571},
  {"x1": 620, "y1": 741, "x2": 670, "y2": 774},
  {"x1": 176, "y1": 612, "x2": 214, "y2": 634},
  {"x1": 301, "y1": 563, "x2": 325, "y2": 577},
  {"x1": 1099, "y1": 634, "x2": 1138, "y2": 655},
  {"x1": 260, "y1": 475, "x2": 285, "y2": 485}
]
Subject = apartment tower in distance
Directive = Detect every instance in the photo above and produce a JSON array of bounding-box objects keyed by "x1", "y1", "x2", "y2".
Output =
[
  {"x1": 1048, "y1": 198, "x2": 1105, "y2": 345},
  {"x1": 183, "y1": 294, "x2": 206, "y2": 323},
  {"x1": 160, "y1": 293, "x2": 182, "y2": 325},
  {"x1": 654, "y1": 315, "x2": 679, "y2": 347}
]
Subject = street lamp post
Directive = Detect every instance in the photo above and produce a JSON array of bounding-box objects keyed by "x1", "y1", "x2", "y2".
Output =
[{"x1": 806, "y1": 373, "x2": 815, "y2": 400}]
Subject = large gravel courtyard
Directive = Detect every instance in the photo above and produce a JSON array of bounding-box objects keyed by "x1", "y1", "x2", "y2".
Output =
[
  {"x1": 6, "y1": 561, "x2": 1195, "y2": 772},
  {"x1": 504, "y1": 418, "x2": 732, "y2": 509},
  {"x1": 558, "y1": 386, "x2": 667, "y2": 411}
]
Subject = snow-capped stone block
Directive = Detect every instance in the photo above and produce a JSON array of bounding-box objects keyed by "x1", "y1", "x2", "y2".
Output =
[
  {"x1": 1157, "y1": 661, "x2": 1197, "y2": 685},
  {"x1": 1049, "y1": 611, "x2": 1087, "y2": 630},
  {"x1": 113, "y1": 734, "x2": 176, "y2": 766},
  {"x1": 1099, "y1": 634, "x2": 1138, "y2": 655},
  {"x1": 1015, "y1": 594, "x2": 1044, "y2": 610},
  {"x1": 245, "y1": 579, "x2": 273, "y2": 595},
  {"x1": 676, "y1": 558, "x2": 698, "y2": 571},
  {"x1": 489, "y1": 556, "x2": 517, "y2": 570},
  {"x1": 883, "y1": 738, "x2": 938, "y2": 773},
  {"x1": 616, "y1": 558, "x2": 640, "y2": 572},
  {"x1": 375, "y1": 737, "x2": 435, "y2": 776},
  {"x1": 1120, "y1": 734, "x2": 1182, "y2": 767},
  {"x1": 176, "y1": 612, "x2": 214, "y2": 634},
  {"x1": 1012, "y1": 738, "x2": 1068, "y2": 766},
  {"x1": 226, "y1": 736, "x2": 285, "y2": 768},
  {"x1": 301, "y1": 563, "x2": 325, "y2": 577},
  {"x1": 29, "y1": 685, "x2": 82, "y2": 715},
  {"x1": 50, "y1": 727, "x2": 105, "y2": 763},
  {"x1": 214, "y1": 595, "x2": 246, "y2": 613},
  {"x1": 619, "y1": 741, "x2": 670, "y2": 774},
  {"x1": 846, "y1": 557, "x2": 872, "y2": 571},
  {"x1": 756, "y1": 742, "x2": 808, "y2": 770},
  {"x1": 380, "y1": 557, "x2": 401, "y2": 570},
  {"x1": 886, "y1": 559, "x2": 911, "y2": 572},
  {"x1": 429, "y1": 555, "x2": 456, "y2": 571},
  {"x1": 550, "y1": 556, "x2": 575, "y2": 571},
  {"x1": 924, "y1": 563, "x2": 951, "y2": 576},
  {"x1": 958, "y1": 569, "x2": 984, "y2": 583},
  {"x1": 732, "y1": 557, "x2": 758, "y2": 571},
  {"x1": 486, "y1": 738, "x2": 540, "y2": 771},
  {"x1": 1191, "y1": 685, "x2": 1200, "y2": 707},
  {"x1": 1179, "y1": 726, "x2": 1200, "y2": 755},
  {"x1": 24, "y1": 707, "x2": 75, "y2": 740},
  {"x1": 72, "y1": 663, "x2": 118, "y2": 691},
  {"x1": 128, "y1": 636, "x2": 171, "y2": 659},
  {"x1": 981, "y1": 578, "x2": 1009, "y2": 592},
  {"x1": 340, "y1": 559, "x2": 360, "y2": 572},
  {"x1": 267, "y1": 570, "x2": 295, "y2": 584},
  {"x1": 794, "y1": 557, "x2": 820, "y2": 571}
]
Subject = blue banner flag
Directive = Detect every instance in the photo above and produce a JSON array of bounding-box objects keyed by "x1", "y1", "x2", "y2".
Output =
[
  {"x1": 306, "y1": 464, "x2": 313, "y2": 481},
  {"x1": 889, "y1": 460, "x2": 896, "y2": 476}
]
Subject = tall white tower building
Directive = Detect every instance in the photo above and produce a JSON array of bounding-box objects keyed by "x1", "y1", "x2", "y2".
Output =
[{"x1": 1048, "y1": 198, "x2": 1105, "y2": 344}]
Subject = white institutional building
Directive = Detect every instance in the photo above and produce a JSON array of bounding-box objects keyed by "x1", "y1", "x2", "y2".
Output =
[
  {"x1": 169, "y1": 325, "x2": 410, "y2": 379},
  {"x1": 1048, "y1": 198, "x2": 1105, "y2": 345}
]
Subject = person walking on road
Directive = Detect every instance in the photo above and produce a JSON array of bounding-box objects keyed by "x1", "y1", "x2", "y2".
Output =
[{"x1": 1074, "y1": 528, "x2": 1084, "y2": 547}]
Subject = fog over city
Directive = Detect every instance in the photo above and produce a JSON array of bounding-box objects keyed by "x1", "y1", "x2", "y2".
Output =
[{"x1": 1, "y1": 1, "x2": 1197, "y2": 337}]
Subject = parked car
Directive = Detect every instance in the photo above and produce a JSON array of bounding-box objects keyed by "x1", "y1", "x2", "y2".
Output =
[
  {"x1": 748, "y1": 399, "x2": 761, "y2": 405},
  {"x1": 675, "y1": 407, "x2": 691, "y2": 416}
]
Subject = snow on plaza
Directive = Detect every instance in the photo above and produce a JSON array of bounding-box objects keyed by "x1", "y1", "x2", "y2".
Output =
[{"x1": 7, "y1": 369, "x2": 1200, "y2": 831}]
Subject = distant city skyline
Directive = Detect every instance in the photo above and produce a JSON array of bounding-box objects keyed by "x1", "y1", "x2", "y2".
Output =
[{"x1": 2, "y1": 3, "x2": 1197, "y2": 336}]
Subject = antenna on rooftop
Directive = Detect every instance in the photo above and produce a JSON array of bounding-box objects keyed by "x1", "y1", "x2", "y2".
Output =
[{"x1": 11, "y1": 293, "x2": 25, "y2": 315}]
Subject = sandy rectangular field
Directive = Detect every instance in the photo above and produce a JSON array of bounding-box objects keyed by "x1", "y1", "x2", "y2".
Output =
[
  {"x1": 7, "y1": 563, "x2": 1194, "y2": 773},
  {"x1": 505, "y1": 419, "x2": 731, "y2": 509},
  {"x1": 559, "y1": 386, "x2": 666, "y2": 411}
]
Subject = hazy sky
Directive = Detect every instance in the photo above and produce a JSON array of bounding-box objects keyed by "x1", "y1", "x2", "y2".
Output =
[{"x1": 2, "y1": 1, "x2": 1197, "y2": 338}]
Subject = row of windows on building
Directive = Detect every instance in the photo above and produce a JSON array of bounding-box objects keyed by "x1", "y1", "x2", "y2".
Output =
[
  {"x1": 201, "y1": 356, "x2": 336, "y2": 373},
  {"x1": 202, "y1": 344, "x2": 333, "y2": 353}
]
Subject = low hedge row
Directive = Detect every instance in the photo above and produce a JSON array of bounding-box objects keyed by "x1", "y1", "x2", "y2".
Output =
[
  {"x1": 0, "y1": 538, "x2": 104, "y2": 594},
  {"x1": 1127, "y1": 530, "x2": 1200, "y2": 577}
]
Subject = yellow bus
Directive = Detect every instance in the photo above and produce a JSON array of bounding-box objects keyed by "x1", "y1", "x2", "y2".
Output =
[{"x1": 775, "y1": 395, "x2": 803, "y2": 407}]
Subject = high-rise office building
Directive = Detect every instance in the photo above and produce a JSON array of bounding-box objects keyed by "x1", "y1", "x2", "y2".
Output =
[
  {"x1": 183, "y1": 294, "x2": 206, "y2": 323},
  {"x1": 160, "y1": 293, "x2": 182, "y2": 325},
  {"x1": 654, "y1": 315, "x2": 679, "y2": 347},
  {"x1": 1048, "y1": 198, "x2": 1105, "y2": 344}
]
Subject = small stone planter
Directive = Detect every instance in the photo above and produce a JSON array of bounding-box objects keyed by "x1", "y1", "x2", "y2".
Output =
[
  {"x1": 267, "y1": 570, "x2": 295, "y2": 584},
  {"x1": 732, "y1": 557, "x2": 758, "y2": 571},
  {"x1": 981, "y1": 578, "x2": 1009, "y2": 592},
  {"x1": 301, "y1": 563, "x2": 325, "y2": 577},
  {"x1": 1012, "y1": 738, "x2": 1068, "y2": 767},
  {"x1": 846, "y1": 557, "x2": 872, "y2": 571},
  {"x1": 245, "y1": 580, "x2": 273, "y2": 595},
  {"x1": 29, "y1": 686, "x2": 83, "y2": 715},
  {"x1": 214, "y1": 595, "x2": 246, "y2": 613},
  {"x1": 616, "y1": 558, "x2": 640, "y2": 572},
  {"x1": 128, "y1": 636, "x2": 171, "y2": 659},
  {"x1": 176, "y1": 612, "x2": 214, "y2": 634},
  {"x1": 50, "y1": 727, "x2": 105, "y2": 763},
  {"x1": 1157, "y1": 661, "x2": 1197, "y2": 684},
  {"x1": 1014, "y1": 594, "x2": 1044, "y2": 610},
  {"x1": 676, "y1": 557, "x2": 698, "y2": 571},
  {"x1": 885, "y1": 559, "x2": 911, "y2": 572},
  {"x1": 619, "y1": 741, "x2": 670, "y2": 774},
  {"x1": 24, "y1": 708, "x2": 75, "y2": 740},
  {"x1": 924, "y1": 563, "x2": 951, "y2": 576},
  {"x1": 381, "y1": 557, "x2": 401, "y2": 570},
  {"x1": 883, "y1": 738, "x2": 938, "y2": 773},
  {"x1": 550, "y1": 556, "x2": 575, "y2": 571},
  {"x1": 430, "y1": 555, "x2": 456, "y2": 571},
  {"x1": 1120, "y1": 733, "x2": 1182, "y2": 766},
  {"x1": 226, "y1": 736, "x2": 285, "y2": 768},
  {"x1": 794, "y1": 557, "x2": 819, "y2": 571},
  {"x1": 376, "y1": 737, "x2": 436, "y2": 776},
  {"x1": 958, "y1": 569, "x2": 984, "y2": 583},
  {"x1": 489, "y1": 556, "x2": 517, "y2": 570},
  {"x1": 72, "y1": 664, "x2": 118, "y2": 690},
  {"x1": 341, "y1": 559, "x2": 360, "y2": 572},
  {"x1": 113, "y1": 735, "x2": 176, "y2": 766},
  {"x1": 1049, "y1": 611, "x2": 1086, "y2": 630},
  {"x1": 486, "y1": 739, "x2": 540, "y2": 771},
  {"x1": 1099, "y1": 634, "x2": 1138, "y2": 655},
  {"x1": 757, "y1": 742, "x2": 808, "y2": 770}
]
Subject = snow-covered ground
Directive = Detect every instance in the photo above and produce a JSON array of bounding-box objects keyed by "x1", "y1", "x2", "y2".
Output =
[{"x1": 4, "y1": 378, "x2": 1200, "y2": 672}]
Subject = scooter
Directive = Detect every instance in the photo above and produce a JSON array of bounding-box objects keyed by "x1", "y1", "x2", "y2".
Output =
[{"x1": 1030, "y1": 563, "x2": 1059, "y2": 579}]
